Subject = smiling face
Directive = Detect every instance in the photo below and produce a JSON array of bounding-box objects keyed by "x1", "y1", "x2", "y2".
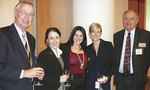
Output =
[
  {"x1": 47, "y1": 31, "x2": 60, "y2": 50},
  {"x1": 73, "y1": 30, "x2": 84, "y2": 46},
  {"x1": 89, "y1": 27, "x2": 101, "y2": 42},
  {"x1": 123, "y1": 10, "x2": 138, "y2": 32},
  {"x1": 14, "y1": 3, "x2": 34, "y2": 32}
]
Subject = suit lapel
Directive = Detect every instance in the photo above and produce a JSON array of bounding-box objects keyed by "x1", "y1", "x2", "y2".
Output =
[
  {"x1": 132, "y1": 28, "x2": 139, "y2": 56},
  {"x1": 10, "y1": 24, "x2": 31, "y2": 65},
  {"x1": 48, "y1": 47, "x2": 63, "y2": 70},
  {"x1": 132, "y1": 28, "x2": 140, "y2": 70},
  {"x1": 117, "y1": 30, "x2": 125, "y2": 63}
]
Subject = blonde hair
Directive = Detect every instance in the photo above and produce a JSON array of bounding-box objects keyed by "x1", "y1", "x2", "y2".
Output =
[{"x1": 89, "y1": 23, "x2": 102, "y2": 33}]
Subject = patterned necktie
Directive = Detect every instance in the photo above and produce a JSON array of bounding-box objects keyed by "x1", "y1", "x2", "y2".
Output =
[
  {"x1": 22, "y1": 34, "x2": 29, "y2": 56},
  {"x1": 22, "y1": 34, "x2": 32, "y2": 66},
  {"x1": 123, "y1": 32, "x2": 131, "y2": 75}
]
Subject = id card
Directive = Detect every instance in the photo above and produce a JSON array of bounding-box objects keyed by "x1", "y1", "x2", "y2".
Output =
[
  {"x1": 139, "y1": 43, "x2": 146, "y2": 48},
  {"x1": 135, "y1": 48, "x2": 143, "y2": 55},
  {"x1": 95, "y1": 81, "x2": 100, "y2": 89}
]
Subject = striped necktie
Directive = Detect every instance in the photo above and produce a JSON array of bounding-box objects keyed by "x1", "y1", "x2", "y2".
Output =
[
  {"x1": 22, "y1": 34, "x2": 32, "y2": 66},
  {"x1": 123, "y1": 32, "x2": 131, "y2": 75},
  {"x1": 22, "y1": 34, "x2": 29, "y2": 56}
]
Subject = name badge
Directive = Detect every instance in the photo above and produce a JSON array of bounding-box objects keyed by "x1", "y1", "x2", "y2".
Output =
[
  {"x1": 95, "y1": 81, "x2": 100, "y2": 89},
  {"x1": 135, "y1": 48, "x2": 143, "y2": 55},
  {"x1": 139, "y1": 43, "x2": 146, "y2": 48}
]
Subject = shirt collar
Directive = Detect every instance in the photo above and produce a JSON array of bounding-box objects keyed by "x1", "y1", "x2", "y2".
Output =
[
  {"x1": 14, "y1": 23, "x2": 26, "y2": 36},
  {"x1": 49, "y1": 46, "x2": 62, "y2": 57},
  {"x1": 125, "y1": 28, "x2": 135, "y2": 35}
]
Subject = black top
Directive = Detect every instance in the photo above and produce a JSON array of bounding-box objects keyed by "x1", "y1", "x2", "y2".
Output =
[{"x1": 85, "y1": 39, "x2": 114, "y2": 78}]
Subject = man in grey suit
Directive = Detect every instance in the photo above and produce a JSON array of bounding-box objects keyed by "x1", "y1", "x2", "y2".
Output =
[
  {"x1": 113, "y1": 10, "x2": 150, "y2": 90},
  {"x1": 0, "y1": 1, "x2": 44, "y2": 90}
]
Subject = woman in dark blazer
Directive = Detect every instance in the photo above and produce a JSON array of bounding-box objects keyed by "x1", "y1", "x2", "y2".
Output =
[
  {"x1": 86, "y1": 23, "x2": 114, "y2": 90},
  {"x1": 36, "y1": 28, "x2": 69, "y2": 90}
]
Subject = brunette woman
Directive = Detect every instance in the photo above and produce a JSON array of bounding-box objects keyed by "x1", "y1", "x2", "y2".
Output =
[
  {"x1": 62, "y1": 26, "x2": 88, "y2": 90},
  {"x1": 36, "y1": 27, "x2": 69, "y2": 90}
]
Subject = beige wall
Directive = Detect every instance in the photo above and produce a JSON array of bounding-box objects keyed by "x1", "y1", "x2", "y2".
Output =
[
  {"x1": 0, "y1": 0, "x2": 128, "y2": 56},
  {"x1": 114, "y1": 0, "x2": 128, "y2": 33},
  {"x1": 73, "y1": 0, "x2": 128, "y2": 45},
  {"x1": 0, "y1": 0, "x2": 19, "y2": 28},
  {"x1": 0, "y1": 0, "x2": 34, "y2": 35},
  {"x1": 37, "y1": 0, "x2": 50, "y2": 54}
]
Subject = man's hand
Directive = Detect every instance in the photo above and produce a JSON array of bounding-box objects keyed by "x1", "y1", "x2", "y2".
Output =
[{"x1": 23, "y1": 67, "x2": 45, "y2": 80}]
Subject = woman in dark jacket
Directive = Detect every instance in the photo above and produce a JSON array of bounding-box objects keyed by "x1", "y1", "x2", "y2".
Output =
[
  {"x1": 86, "y1": 23, "x2": 114, "y2": 90},
  {"x1": 36, "y1": 27, "x2": 69, "y2": 90}
]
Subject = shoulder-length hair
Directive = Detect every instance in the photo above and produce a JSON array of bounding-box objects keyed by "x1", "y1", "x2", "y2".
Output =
[{"x1": 67, "y1": 26, "x2": 87, "y2": 49}]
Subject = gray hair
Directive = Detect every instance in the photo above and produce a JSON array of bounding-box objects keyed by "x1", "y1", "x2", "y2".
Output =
[
  {"x1": 15, "y1": 1, "x2": 34, "y2": 12},
  {"x1": 123, "y1": 10, "x2": 139, "y2": 19}
]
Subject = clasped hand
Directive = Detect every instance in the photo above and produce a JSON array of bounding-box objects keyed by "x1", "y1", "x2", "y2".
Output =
[{"x1": 97, "y1": 76, "x2": 108, "y2": 84}]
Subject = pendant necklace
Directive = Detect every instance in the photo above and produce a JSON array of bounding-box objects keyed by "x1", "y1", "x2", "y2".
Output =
[{"x1": 76, "y1": 52, "x2": 85, "y2": 69}]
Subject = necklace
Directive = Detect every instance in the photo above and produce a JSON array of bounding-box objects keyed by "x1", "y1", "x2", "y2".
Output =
[{"x1": 76, "y1": 52, "x2": 85, "y2": 69}]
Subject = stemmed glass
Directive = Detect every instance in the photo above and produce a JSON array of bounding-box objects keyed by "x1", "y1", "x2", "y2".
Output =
[
  {"x1": 64, "y1": 69, "x2": 71, "y2": 88},
  {"x1": 34, "y1": 64, "x2": 43, "y2": 86},
  {"x1": 97, "y1": 74, "x2": 104, "y2": 90}
]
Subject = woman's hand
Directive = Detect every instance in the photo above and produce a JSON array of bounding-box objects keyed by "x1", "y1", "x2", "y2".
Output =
[
  {"x1": 60, "y1": 74, "x2": 69, "y2": 83},
  {"x1": 98, "y1": 76, "x2": 108, "y2": 84}
]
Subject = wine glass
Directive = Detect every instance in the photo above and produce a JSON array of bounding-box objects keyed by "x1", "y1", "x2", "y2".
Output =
[
  {"x1": 34, "y1": 64, "x2": 43, "y2": 86},
  {"x1": 64, "y1": 69, "x2": 70, "y2": 88}
]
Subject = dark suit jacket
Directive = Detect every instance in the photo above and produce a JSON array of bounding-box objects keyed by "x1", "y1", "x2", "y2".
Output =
[
  {"x1": 36, "y1": 46, "x2": 67, "y2": 90},
  {"x1": 60, "y1": 43, "x2": 71, "y2": 70},
  {"x1": 0, "y1": 24, "x2": 36, "y2": 90},
  {"x1": 85, "y1": 39, "x2": 114, "y2": 78},
  {"x1": 113, "y1": 28, "x2": 150, "y2": 88}
]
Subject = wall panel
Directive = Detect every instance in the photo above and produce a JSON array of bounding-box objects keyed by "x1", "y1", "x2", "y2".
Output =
[
  {"x1": 129, "y1": 0, "x2": 146, "y2": 29},
  {"x1": 36, "y1": 0, "x2": 50, "y2": 54},
  {"x1": 49, "y1": 0, "x2": 73, "y2": 43}
]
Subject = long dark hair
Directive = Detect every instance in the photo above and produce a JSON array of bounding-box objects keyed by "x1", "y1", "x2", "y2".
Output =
[{"x1": 67, "y1": 26, "x2": 87, "y2": 49}]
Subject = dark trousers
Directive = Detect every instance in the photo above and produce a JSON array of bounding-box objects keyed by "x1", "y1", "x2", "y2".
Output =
[
  {"x1": 68, "y1": 79, "x2": 86, "y2": 90},
  {"x1": 116, "y1": 73, "x2": 145, "y2": 90},
  {"x1": 67, "y1": 74, "x2": 86, "y2": 90},
  {"x1": 116, "y1": 73, "x2": 136, "y2": 90}
]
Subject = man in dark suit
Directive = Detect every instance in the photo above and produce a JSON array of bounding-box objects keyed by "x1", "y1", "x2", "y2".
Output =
[
  {"x1": 0, "y1": 1, "x2": 44, "y2": 90},
  {"x1": 113, "y1": 10, "x2": 150, "y2": 90}
]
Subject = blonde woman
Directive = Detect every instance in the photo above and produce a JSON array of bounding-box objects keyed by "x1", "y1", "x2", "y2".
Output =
[{"x1": 86, "y1": 23, "x2": 114, "y2": 90}]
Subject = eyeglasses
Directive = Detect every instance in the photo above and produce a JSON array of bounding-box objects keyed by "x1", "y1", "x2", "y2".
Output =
[{"x1": 18, "y1": 10, "x2": 34, "y2": 18}]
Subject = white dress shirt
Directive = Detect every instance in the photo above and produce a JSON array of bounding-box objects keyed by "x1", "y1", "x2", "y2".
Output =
[
  {"x1": 14, "y1": 23, "x2": 30, "y2": 50},
  {"x1": 49, "y1": 46, "x2": 62, "y2": 58},
  {"x1": 119, "y1": 28, "x2": 135, "y2": 74},
  {"x1": 14, "y1": 23, "x2": 31, "y2": 79}
]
